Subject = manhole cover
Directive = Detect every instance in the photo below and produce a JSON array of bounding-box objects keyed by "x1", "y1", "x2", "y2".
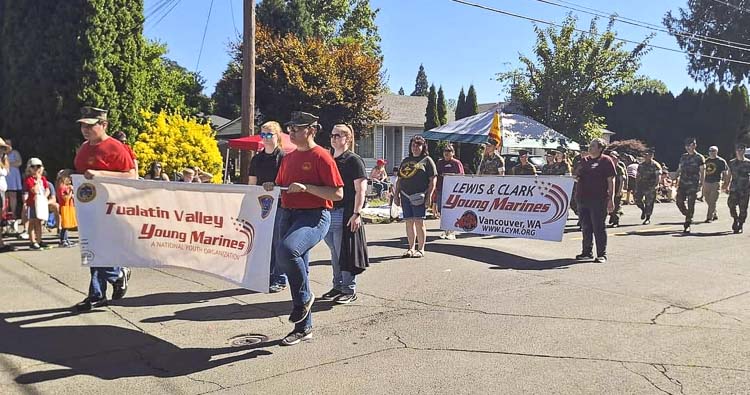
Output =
[{"x1": 229, "y1": 334, "x2": 268, "y2": 347}]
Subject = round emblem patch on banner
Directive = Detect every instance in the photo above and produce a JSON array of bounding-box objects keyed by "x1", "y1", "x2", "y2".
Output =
[{"x1": 77, "y1": 183, "x2": 97, "y2": 203}]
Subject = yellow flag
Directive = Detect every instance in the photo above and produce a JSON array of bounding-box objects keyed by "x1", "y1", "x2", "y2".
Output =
[{"x1": 488, "y1": 111, "x2": 503, "y2": 147}]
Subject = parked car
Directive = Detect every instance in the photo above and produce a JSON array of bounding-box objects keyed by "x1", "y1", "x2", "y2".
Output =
[
  {"x1": 501, "y1": 154, "x2": 546, "y2": 175},
  {"x1": 745, "y1": 148, "x2": 750, "y2": 160}
]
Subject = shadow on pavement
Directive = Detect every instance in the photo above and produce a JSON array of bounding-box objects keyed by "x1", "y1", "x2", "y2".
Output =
[
  {"x1": 623, "y1": 230, "x2": 735, "y2": 237},
  {"x1": 113, "y1": 289, "x2": 256, "y2": 307},
  {"x1": 367, "y1": 238, "x2": 579, "y2": 270},
  {"x1": 0, "y1": 309, "x2": 273, "y2": 385},
  {"x1": 140, "y1": 299, "x2": 335, "y2": 324}
]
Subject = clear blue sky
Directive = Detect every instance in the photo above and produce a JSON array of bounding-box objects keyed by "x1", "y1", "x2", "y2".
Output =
[{"x1": 144, "y1": 0, "x2": 704, "y2": 105}]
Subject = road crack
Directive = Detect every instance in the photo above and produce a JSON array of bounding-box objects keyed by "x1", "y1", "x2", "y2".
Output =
[{"x1": 620, "y1": 362, "x2": 673, "y2": 395}]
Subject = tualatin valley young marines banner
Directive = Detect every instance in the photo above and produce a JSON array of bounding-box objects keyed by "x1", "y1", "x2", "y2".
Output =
[
  {"x1": 440, "y1": 175, "x2": 575, "y2": 242},
  {"x1": 72, "y1": 176, "x2": 279, "y2": 292}
]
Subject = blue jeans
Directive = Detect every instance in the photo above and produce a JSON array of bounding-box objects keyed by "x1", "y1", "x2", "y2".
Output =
[
  {"x1": 323, "y1": 208, "x2": 356, "y2": 294},
  {"x1": 269, "y1": 209, "x2": 288, "y2": 287},
  {"x1": 276, "y1": 208, "x2": 331, "y2": 332},
  {"x1": 89, "y1": 267, "x2": 122, "y2": 300}
]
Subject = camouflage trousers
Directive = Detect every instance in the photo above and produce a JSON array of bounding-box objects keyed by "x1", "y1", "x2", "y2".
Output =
[
  {"x1": 727, "y1": 192, "x2": 749, "y2": 224},
  {"x1": 634, "y1": 187, "x2": 657, "y2": 217},
  {"x1": 676, "y1": 186, "x2": 699, "y2": 223},
  {"x1": 609, "y1": 195, "x2": 624, "y2": 224}
]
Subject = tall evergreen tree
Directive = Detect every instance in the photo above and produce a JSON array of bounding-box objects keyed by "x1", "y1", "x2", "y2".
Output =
[
  {"x1": 456, "y1": 88, "x2": 467, "y2": 120},
  {"x1": 411, "y1": 64, "x2": 429, "y2": 96},
  {"x1": 437, "y1": 86, "x2": 448, "y2": 125},
  {"x1": 425, "y1": 84, "x2": 439, "y2": 131},
  {"x1": 466, "y1": 85, "x2": 479, "y2": 117},
  {"x1": 0, "y1": 0, "x2": 148, "y2": 173},
  {"x1": 398, "y1": 87, "x2": 405, "y2": 95}
]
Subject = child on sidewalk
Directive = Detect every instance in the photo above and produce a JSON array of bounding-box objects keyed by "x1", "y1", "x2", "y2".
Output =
[{"x1": 56, "y1": 170, "x2": 77, "y2": 247}]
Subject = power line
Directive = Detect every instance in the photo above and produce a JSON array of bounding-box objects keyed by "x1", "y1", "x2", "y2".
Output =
[
  {"x1": 148, "y1": 0, "x2": 182, "y2": 30},
  {"x1": 229, "y1": 0, "x2": 240, "y2": 37},
  {"x1": 527, "y1": 0, "x2": 750, "y2": 52},
  {"x1": 195, "y1": 0, "x2": 215, "y2": 72},
  {"x1": 450, "y1": 0, "x2": 750, "y2": 67},
  {"x1": 145, "y1": 0, "x2": 172, "y2": 20},
  {"x1": 554, "y1": 0, "x2": 750, "y2": 50},
  {"x1": 709, "y1": 0, "x2": 750, "y2": 13}
]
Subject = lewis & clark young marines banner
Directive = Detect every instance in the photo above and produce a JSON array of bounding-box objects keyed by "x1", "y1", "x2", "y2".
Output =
[
  {"x1": 440, "y1": 175, "x2": 575, "y2": 242},
  {"x1": 72, "y1": 175, "x2": 279, "y2": 292}
]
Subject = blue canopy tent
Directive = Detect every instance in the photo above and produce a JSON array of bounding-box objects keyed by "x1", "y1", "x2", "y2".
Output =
[{"x1": 422, "y1": 110, "x2": 580, "y2": 152}]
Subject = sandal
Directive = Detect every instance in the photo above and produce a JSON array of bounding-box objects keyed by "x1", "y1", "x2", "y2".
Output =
[
  {"x1": 401, "y1": 249, "x2": 414, "y2": 258},
  {"x1": 412, "y1": 250, "x2": 424, "y2": 258}
]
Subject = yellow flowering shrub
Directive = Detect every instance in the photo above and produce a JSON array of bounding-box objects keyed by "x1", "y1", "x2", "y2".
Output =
[{"x1": 133, "y1": 110, "x2": 223, "y2": 183}]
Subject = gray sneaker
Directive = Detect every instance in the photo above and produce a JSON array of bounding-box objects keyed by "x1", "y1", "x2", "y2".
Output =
[
  {"x1": 594, "y1": 256, "x2": 608, "y2": 264},
  {"x1": 112, "y1": 268, "x2": 131, "y2": 300},
  {"x1": 335, "y1": 293, "x2": 357, "y2": 304},
  {"x1": 281, "y1": 329, "x2": 312, "y2": 346},
  {"x1": 288, "y1": 293, "x2": 315, "y2": 324}
]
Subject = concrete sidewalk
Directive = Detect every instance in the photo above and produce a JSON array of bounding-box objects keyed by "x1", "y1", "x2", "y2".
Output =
[{"x1": 1, "y1": 199, "x2": 748, "y2": 394}]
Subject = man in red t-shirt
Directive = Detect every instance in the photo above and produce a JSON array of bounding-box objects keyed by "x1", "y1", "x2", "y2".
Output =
[
  {"x1": 73, "y1": 106, "x2": 136, "y2": 313},
  {"x1": 268, "y1": 111, "x2": 343, "y2": 346},
  {"x1": 575, "y1": 138, "x2": 616, "y2": 264}
]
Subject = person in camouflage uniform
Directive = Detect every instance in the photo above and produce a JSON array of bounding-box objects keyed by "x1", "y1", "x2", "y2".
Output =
[
  {"x1": 607, "y1": 151, "x2": 627, "y2": 227},
  {"x1": 634, "y1": 149, "x2": 661, "y2": 225},
  {"x1": 512, "y1": 150, "x2": 538, "y2": 175},
  {"x1": 478, "y1": 139, "x2": 505, "y2": 175},
  {"x1": 724, "y1": 142, "x2": 750, "y2": 234},
  {"x1": 541, "y1": 151, "x2": 555, "y2": 175},
  {"x1": 551, "y1": 149, "x2": 572, "y2": 176},
  {"x1": 675, "y1": 137, "x2": 706, "y2": 233}
]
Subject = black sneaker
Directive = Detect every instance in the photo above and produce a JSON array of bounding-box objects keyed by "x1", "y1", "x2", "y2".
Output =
[
  {"x1": 322, "y1": 288, "x2": 343, "y2": 301},
  {"x1": 594, "y1": 256, "x2": 608, "y2": 264},
  {"x1": 112, "y1": 267, "x2": 131, "y2": 300},
  {"x1": 335, "y1": 293, "x2": 357, "y2": 304},
  {"x1": 575, "y1": 253, "x2": 594, "y2": 261},
  {"x1": 641, "y1": 211, "x2": 646, "y2": 220},
  {"x1": 643, "y1": 216, "x2": 651, "y2": 225},
  {"x1": 683, "y1": 224, "x2": 691, "y2": 234},
  {"x1": 281, "y1": 328, "x2": 312, "y2": 346},
  {"x1": 288, "y1": 293, "x2": 314, "y2": 324},
  {"x1": 74, "y1": 297, "x2": 108, "y2": 312}
]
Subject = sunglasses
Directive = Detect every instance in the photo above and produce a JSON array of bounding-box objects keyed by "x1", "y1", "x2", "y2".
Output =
[
  {"x1": 260, "y1": 132, "x2": 275, "y2": 139},
  {"x1": 331, "y1": 133, "x2": 344, "y2": 139},
  {"x1": 30, "y1": 165, "x2": 41, "y2": 168}
]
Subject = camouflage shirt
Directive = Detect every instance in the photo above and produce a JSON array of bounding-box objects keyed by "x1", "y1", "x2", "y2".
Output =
[
  {"x1": 614, "y1": 162, "x2": 627, "y2": 196},
  {"x1": 541, "y1": 164, "x2": 555, "y2": 175},
  {"x1": 728, "y1": 158, "x2": 750, "y2": 194},
  {"x1": 512, "y1": 163, "x2": 538, "y2": 176},
  {"x1": 479, "y1": 153, "x2": 505, "y2": 175},
  {"x1": 548, "y1": 161, "x2": 572, "y2": 176},
  {"x1": 677, "y1": 152, "x2": 705, "y2": 191},
  {"x1": 636, "y1": 160, "x2": 662, "y2": 190}
]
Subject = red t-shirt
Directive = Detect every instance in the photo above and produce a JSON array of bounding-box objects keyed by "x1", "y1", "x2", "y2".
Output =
[
  {"x1": 123, "y1": 143, "x2": 136, "y2": 162},
  {"x1": 74, "y1": 137, "x2": 135, "y2": 173},
  {"x1": 576, "y1": 154, "x2": 617, "y2": 200},
  {"x1": 275, "y1": 146, "x2": 344, "y2": 209},
  {"x1": 23, "y1": 176, "x2": 49, "y2": 205},
  {"x1": 57, "y1": 184, "x2": 74, "y2": 207}
]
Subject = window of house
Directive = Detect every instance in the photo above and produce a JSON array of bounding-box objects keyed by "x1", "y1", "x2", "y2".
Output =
[{"x1": 355, "y1": 131, "x2": 375, "y2": 158}]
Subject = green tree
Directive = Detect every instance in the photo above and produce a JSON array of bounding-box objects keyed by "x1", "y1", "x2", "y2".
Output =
[
  {"x1": 498, "y1": 16, "x2": 651, "y2": 143},
  {"x1": 465, "y1": 85, "x2": 479, "y2": 117},
  {"x1": 437, "y1": 86, "x2": 448, "y2": 125},
  {"x1": 411, "y1": 64, "x2": 429, "y2": 96},
  {"x1": 664, "y1": 0, "x2": 750, "y2": 84},
  {"x1": 398, "y1": 87, "x2": 405, "y2": 95},
  {"x1": 456, "y1": 88, "x2": 467, "y2": 120},
  {"x1": 0, "y1": 0, "x2": 149, "y2": 173},
  {"x1": 621, "y1": 76, "x2": 669, "y2": 95},
  {"x1": 257, "y1": 0, "x2": 381, "y2": 55},
  {"x1": 425, "y1": 84, "x2": 439, "y2": 131}
]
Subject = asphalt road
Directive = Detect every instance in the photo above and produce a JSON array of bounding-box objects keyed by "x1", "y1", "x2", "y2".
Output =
[{"x1": 1, "y1": 196, "x2": 748, "y2": 394}]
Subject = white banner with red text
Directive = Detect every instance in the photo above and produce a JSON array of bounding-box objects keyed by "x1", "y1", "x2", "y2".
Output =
[
  {"x1": 72, "y1": 175, "x2": 279, "y2": 292},
  {"x1": 440, "y1": 175, "x2": 575, "y2": 242}
]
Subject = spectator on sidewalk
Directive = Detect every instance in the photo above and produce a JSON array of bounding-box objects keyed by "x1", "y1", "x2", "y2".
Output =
[
  {"x1": 322, "y1": 123, "x2": 368, "y2": 305},
  {"x1": 394, "y1": 135, "x2": 437, "y2": 259},
  {"x1": 144, "y1": 161, "x2": 170, "y2": 181},
  {"x1": 0, "y1": 138, "x2": 15, "y2": 252},
  {"x1": 22, "y1": 158, "x2": 50, "y2": 250},
  {"x1": 5, "y1": 139, "x2": 23, "y2": 233},
  {"x1": 73, "y1": 106, "x2": 136, "y2": 312},
  {"x1": 575, "y1": 138, "x2": 616, "y2": 264}
]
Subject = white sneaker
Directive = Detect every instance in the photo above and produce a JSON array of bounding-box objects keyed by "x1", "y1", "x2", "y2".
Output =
[
  {"x1": 446, "y1": 232, "x2": 456, "y2": 240},
  {"x1": 439, "y1": 232, "x2": 447, "y2": 239},
  {"x1": 19, "y1": 232, "x2": 29, "y2": 240}
]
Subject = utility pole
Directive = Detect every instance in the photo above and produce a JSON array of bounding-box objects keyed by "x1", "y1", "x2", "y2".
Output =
[{"x1": 239, "y1": 0, "x2": 256, "y2": 184}]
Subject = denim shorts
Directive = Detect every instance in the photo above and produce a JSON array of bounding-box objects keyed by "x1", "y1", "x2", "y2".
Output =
[{"x1": 402, "y1": 197, "x2": 426, "y2": 219}]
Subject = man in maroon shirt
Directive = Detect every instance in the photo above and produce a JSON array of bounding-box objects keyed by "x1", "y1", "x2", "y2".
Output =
[
  {"x1": 73, "y1": 107, "x2": 137, "y2": 312},
  {"x1": 574, "y1": 138, "x2": 616, "y2": 263}
]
